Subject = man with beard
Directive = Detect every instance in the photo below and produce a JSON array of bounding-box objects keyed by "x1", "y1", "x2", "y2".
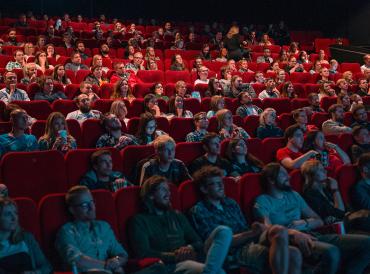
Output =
[
  {"x1": 129, "y1": 175, "x2": 232, "y2": 274},
  {"x1": 80, "y1": 149, "x2": 131, "y2": 191},
  {"x1": 276, "y1": 124, "x2": 319, "y2": 170},
  {"x1": 0, "y1": 71, "x2": 29, "y2": 104},
  {"x1": 66, "y1": 94, "x2": 102, "y2": 124},
  {"x1": 4, "y1": 29, "x2": 24, "y2": 47},
  {"x1": 139, "y1": 135, "x2": 191, "y2": 186},
  {"x1": 99, "y1": 43, "x2": 111, "y2": 59},
  {"x1": 65, "y1": 52, "x2": 89, "y2": 73},
  {"x1": 351, "y1": 126, "x2": 370, "y2": 164},
  {"x1": 322, "y1": 104, "x2": 352, "y2": 135},
  {"x1": 96, "y1": 113, "x2": 138, "y2": 149},
  {"x1": 254, "y1": 162, "x2": 370, "y2": 274},
  {"x1": 110, "y1": 62, "x2": 141, "y2": 87},
  {"x1": 230, "y1": 76, "x2": 256, "y2": 99},
  {"x1": 75, "y1": 41, "x2": 89, "y2": 60},
  {"x1": 351, "y1": 104, "x2": 370, "y2": 131},
  {"x1": 236, "y1": 92, "x2": 262, "y2": 118},
  {"x1": 190, "y1": 166, "x2": 302, "y2": 274},
  {"x1": 258, "y1": 78, "x2": 280, "y2": 100},
  {"x1": 55, "y1": 186, "x2": 128, "y2": 272},
  {"x1": 186, "y1": 112, "x2": 209, "y2": 142}
]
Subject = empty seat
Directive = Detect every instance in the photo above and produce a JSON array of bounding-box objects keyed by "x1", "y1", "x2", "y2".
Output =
[
  {"x1": 291, "y1": 98, "x2": 310, "y2": 110},
  {"x1": 277, "y1": 113, "x2": 295, "y2": 131},
  {"x1": 1, "y1": 150, "x2": 68, "y2": 201},
  {"x1": 320, "y1": 96, "x2": 337, "y2": 112},
  {"x1": 336, "y1": 165, "x2": 359, "y2": 205},
  {"x1": 134, "y1": 83, "x2": 154, "y2": 98},
  {"x1": 243, "y1": 115, "x2": 260, "y2": 137},
  {"x1": 290, "y1": 72, "x2": 312, "y2": 84},
  {"x1": 239, "y1": 173, "x2": 262, "y2": 220},
  {"x1": 340, "y1": 63, "x2": 362, "y2": 74},
  {"x1": 311, "y1": 112, "x2": 330, "y2": 129},
  {"x1": 14, "y1": 197, "x2": 40, "y2": 241},
  {"x1": 92, "y1": 99, "x2": 114, "y2": 114},
  {"x1": 30, "y1": 120, "x2": 46, "y2": 139}
]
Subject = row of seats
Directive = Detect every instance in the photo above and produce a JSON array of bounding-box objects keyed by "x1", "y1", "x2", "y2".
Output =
[
  {"x1": 0, "y1": 132, "x2": 358, "y2": 202},
  {"x1": 12, "y1": 162, "x2": 358, "y2": 269}
]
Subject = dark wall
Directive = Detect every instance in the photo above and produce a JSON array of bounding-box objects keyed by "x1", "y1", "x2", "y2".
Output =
[{"x1": 1, "y1": 0, "x2": 369, "y2": 43}]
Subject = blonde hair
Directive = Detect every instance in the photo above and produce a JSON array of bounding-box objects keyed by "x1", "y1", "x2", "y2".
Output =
[
  {"x1": 0, "y1": 197, "x2": 23, "y2": 244},
  {"x1": 301, "y1": 160, "x2": 322, "y2": 190},
  {"x1": 92, "y1": 54, "x2": 103, "y2": 66},
  {"x1": 215, "y1": 108, "x2": 232, "y2": 129},
  {"x1": 40, "y1": 112, "x2": 72, "y2": 141},
  {"x1": 153, "y1": 134, "x2": 175, "y2": 151},
  {"x1": 259, "y1": 108, "x2": 277, "y2": 126},
  {"x1": 209, "y1": 95, "x2": 224, "y2": 112},
  {"x1": 22, "y1": 62, "x2": 36, "y2": 78},
  {"x1": 227, "y1": 26, "x2": 239, "y2": 39},
  {"x1": 111, "y1": 79, "x2": 135, "y2": 101}
]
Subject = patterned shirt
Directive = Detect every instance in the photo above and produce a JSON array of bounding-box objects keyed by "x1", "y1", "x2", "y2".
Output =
[
  {"x1": 0, "y1": 133, "x2": 39, "y2": 158},
  {"x1": 236, "y1": 105, "x2": 262, "y2": 118},
  {"x1": 66, "y1": 110, "x2": 102, "y2": 124},
  {"x1": 186, "y1": 130, "x2": 208, "y2": 142},
  {"x1": 55, "y1": 220, "x2": 127, "y2": 271},
  {"x1": 96, "y1": 133, "x2": 138, "y2": 149},
  {"x1": 140, "y1": 158, "x2": 192, "y2": 186},
  {"x1": 190, "y1": 197, "x2": 248, "y2": 241},
  {"x1": 258, "y1": 90, "x2": 280, "y2": 100},
  {"x1": 34, "y1": 91, "x2": 67, "y2": 103},
  {"x1": 219, "y1": 125, "x2": 250, "y2": 140},
  {"x1": 0, "y1": 88, "x2": 30, "y2": 104},
  {"x1": 5, "y1": 61, "x2": 23, "y2": 71},
  {"x1": 124, "y1": 62, "x2": 140, "y2": 74}
]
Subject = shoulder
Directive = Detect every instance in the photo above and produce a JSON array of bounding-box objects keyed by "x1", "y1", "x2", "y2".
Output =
[{"x1": 190, "y1": 200, "x2": 208, "y2": 215}]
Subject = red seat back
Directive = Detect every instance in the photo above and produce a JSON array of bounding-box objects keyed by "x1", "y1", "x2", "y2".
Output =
[
  {"x1": 169, "y1": 118, "x2": 194, "y2": 142},
  {"x1": 165, "y1": 70, "x2": 191, "y2": 84},
  {"x1": 175, "y1": 142, "x2": 205, "y2": 166},
  {"x1": 311, "y1": 112, "x2": 330, "y2": 130},
  {"x1": 136, "y1": 70, "x2": 164, "y2": 83},
  {"x1": 51, "y1": 100, "x2": 78, "y2": 117},
  {"x1": 243, "y1": 115, "x2": 260, "y2": 137},
  {"x1": 12, "y1": 100, "x2": 52, "y2": 120},
  {"x1": 336, "y1": 164, "x2": 359, "y2": 205},
  {"x1": 120, "y1": 145, "x2": 155, "y2": 180},
  {"x1": 262, "y1": 98, "x2": 291, "y2": 115},
  {"x1": 30, "y1": 120, "x2": 46, "y2": 139},
  {"x1": 239, "y1": 173, "x2": 262, "y2": 221},
  {"x1": 14, "y1": 197, "x2": 40, "y2": 242},
  {"x1": 260, "y1": 137, "x2": 286, "y2": 164},
  {"x1": 81, "y1": 119, "x2": 104, "y2": 148}
]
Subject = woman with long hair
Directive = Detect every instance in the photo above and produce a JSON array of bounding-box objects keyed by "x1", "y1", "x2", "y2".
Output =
[
  {"x1": 205, "y1": 77, "x2": 223, "y2": 97},
  {"x1": 170, "y1": 54, "x2": 186, "y2": 71},
  {"x1": 0, "y1": 197, "x2": 52, "y2": 273},
  {"x1": 167, "y1": 95, "x2": 193, "y2": 119},
  {"x1": 151, "y1": 82, "x2": 169, "y2": 101},
  {"x1": 110, "y1": 100, "x2": 129, "y2": 126},
  {"x1": 111, "y1": 79, "x2": 135, "y2": 102},
  {"x1": 45, "y1": 43, "x2": 60, "y2": 61},
  {"x1": 225, "y1": 138, "x2": 264, "y2": 176},
  {"x1": 143, "y1": 94, "x2": 162, "y2": 117},
  {"x1": 52, "y1": 64, "x2": 71, "y2": 86},
  {"x1": 84, "y1": 65, "x2": 108, "y2": 87},
  {"x1": 38, "y1": 112, "x2": 77, "y2": 152},
  {"x1": 281, "y1": 81, "x2": 298, "y2": 99},
  {"x1": 135, "y1": 112, "x2": 166, "y2": 145},
  {"x1": 216, "y1": 109, "x2": 250, "y2": 140},
  {"x1": 35, "y1": 51, "x2": 54, "y2": 73}
]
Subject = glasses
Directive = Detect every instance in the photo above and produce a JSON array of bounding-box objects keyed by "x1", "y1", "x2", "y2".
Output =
[{"x1": 73, "y1": 199, "x2": 95, "y2": 210}]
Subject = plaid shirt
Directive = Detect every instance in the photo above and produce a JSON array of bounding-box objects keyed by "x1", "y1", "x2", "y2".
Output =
[
  {"x1": 185, "y1": 130, "x2": 208, "y2": 142},
  {"x1": 5, "y1": 61, "x2": 23, "y2": 71},
  {"x1": 124, "y1": 62, "x2": 140, "y2": 74},
  {"x1": 66, "y1": 110, "x2": 102, "y2": 124},
  {"x1": 236, "y1": 105, "x2": 262, "y2": 118},
  {"x1": 0, "y1": 88, "x2": 30, "y2": 104}
]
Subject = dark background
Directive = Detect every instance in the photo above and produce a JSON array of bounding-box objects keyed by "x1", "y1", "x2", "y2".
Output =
[{"x1": 1, "y1": 0, "x2": 369, "y2": 44}]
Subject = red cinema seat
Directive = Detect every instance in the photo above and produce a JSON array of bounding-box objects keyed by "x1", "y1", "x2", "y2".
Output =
[
  {"x1": 134, "y1": 83, "x2": 154, "y2": 98},
  {"x1": 127, "y1": 116, "x2": 169, "y2": 136},
  {"x1": 165, "y1": 70, "x2": 191, "y2": 84},
  {"x1": 207, "y1": 116, "x2": 218, "y2": 133},
  {"x1": 51, "y1": 100, "x2": 77, "y2": 116},
  {"x1": 0, "y1": 122, "x2": 12, "y2": 135},
  {"x1": 30, "y1": 120, "x2": 46, "y2": 139},
  {"x1": 200, "y1": 97, "x2": 211, "y2": 112},
  {"x1": 291, "y1": 98, "x2": 310, "y2": 110},
  {"x1": 137, "y1": 70, "x2": 164, "y2": 83},
  {"x1": 14, "y1": 197, "x2": 40, "y2": 242},
  {"x1": 262, "y1": 98, "x2": 291, "y2": 115},
  {"x1": 338, "y1": 133, "x2": 354, "y2": 153},
  {"x1": 251, "y1": 84, "x2": 265, "y2": 97},
  {"x1": 289, "y1": 169, "x2": 304, "y2": 193},
  {"x1": 290, "y1": 72, "x2": 312, "y2": 84},
  {"x1": 66, "y1": 119, "x2": 83, "y2": 147},
  {"x1": 12, "y1": 100, "x2": 52, "y2": 120},
  {"x1": 175, "y1": 142, "x2": 205, "y2": 166},
  {"x1": 100, "y1": 83, "x2": 114, "y2": 99},
  {"x1": 75, "y1": 69, "x2": 91, "y2": 84},
  {"x1": 304, "y1": 83, "x2": 320, "y2": 95},
  {"x1": 65, "y1": 148, "x2": 122, "y2": 187},
  {"x1": 128, "y1": 99, "x2": 144, "y2": 118},
  {"x1": 184, "y1": 98, "x2": 201, "y2": 115},
  {"x1": 243, "y1": 115, "x2": 260, "y2": 137},
  {"x1": 169, "y1": 118, "x2": 194, "y2": 142},
  {"x1": 1, "y1": 151, "x2": 68, "y2": 201},
  {"x1": 164, "y1": 83, "x2": 193, "y2": 98},
  {"x1": 292, "y1": 83, "x2": 306, "y2": 98},
  {"x1": 64, "y1": 84, "x2": 80, "y2": 99},
  {"x1": 336, "y1": 165, "x2": 359, "y2": 205},
  {"x1": 120, "y1": 145, "x2": 155, "y2": 181},
  {"x1": 260, "y1": 137, "x2": 286, "y2": 164},
  {"x1": 277, "y1": 113, "x2": 295, "y2": 131},
  {"x1": 178, "y1": 177, "x2": 240, "y2": 212},
  {"x1": 92, "y1": 99, "x2": 114, "y2": 114},
  {"x1": 340, "y1": 63, "x2": 362, "y2": 74},
  {"x1": 311, "y1": 112, "x2": 330, "y2": 130},
  {"x1": 239, "y1": 173, "x2": 262, "y2": 221},
  {"x1": 193, "y1": 84, "x2": 209, "y2": 98},
  {"x1": 238, "y1": 72, "x2": 255, "y2": 83},
  {"x1": 320, "y1": 96, "x2": 337, "y2": 112},
  {"x1": 81, "y1": 119, "x2": 104, "y2": 148}
]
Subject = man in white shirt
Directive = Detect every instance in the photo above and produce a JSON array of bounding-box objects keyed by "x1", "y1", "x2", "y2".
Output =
[
  {"x1": 0, "y1": 71, "x2": 29, "y2": 104},
  {"x1": 322, "y1": 104, "x2": 352, "y2": 135},
  {"x1": 258, "y1": 78, "x2": 280, "y2": 100},
  {"x1": 194, "y1": 66, "x2": 209, "y2": 85},
  {"x1": 66, "y1": 94, "x2": 102, "y2": 124}
]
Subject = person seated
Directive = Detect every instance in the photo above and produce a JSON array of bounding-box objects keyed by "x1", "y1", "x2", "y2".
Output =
[
  {"x1": 74, "y1": 81, "x2": 100, "y2": 102},
  {"x1": 322, "y1": 104, "x2": 352, "y2": 135},
  {"x1": 329, "y1": 59, "x2": 339, "y2": 74},
  {"x1": 190, "y1": 166, "x2": 301, "y2": 273},
  {"x1": 309, "y1": 60, "x2": 322, "y2": 75},
  {"x1": 110, "y1": 79, "x2": 135, "y2": 103},
  {"x1": 146, "y1": 59, "x2": 158, "y2": 70},
  {"x1": 288, "y1": 42, "x2": 299, "y2": 56},
  {"x1": 252, "y1": 70, "x2": 266, "y2": 84},
  {"x1": 275, "y1": 69, "x2": 287, "y2": 85},
  {"x1": 336, "y1": 78, "x2": 350, "y2": 96},
  {"x1": 66, "y1": 94, "x2": 102, "y2": 124},
  {"x1": 236, "y1": 91, "x2": 263, "y2": 118},
  {"x1": 140, "y1": 135, "x2": 191, "y2": 186},
  {"x1": 0, "y1": 109, "x2": 38, "y2": 158},
  {"x1": 215, "y1": 47, "x2": 228, "y2": 62},
  {"x1": 99, "y1": 43, "x2": 111, "y2": 59},
  {"x1": 317, "y1": 67, "x2": 333, "y2": 84},
  {"x1": 189, "y1": 133, "x2": 232, "y2": 176},
  {"x1": 35, "y1": 51, "x2": 54, "y2": 73},
  {"x1": 46, "y1": 43, "x2": 60, "y2": 62},
  {"x1": 199, "y1": 44, "x2": 211, "y2": 60},
  {"x1": 144, "y1": 94, "x2": 162, "y2": 117},
  {"x1": 4, "y1": 29, "x2": 24, "y2": 47},
  {"x1": 0, "y1": 184, "x2": 8, "y2": 198},
  {"x1": 254, "y1": 162, "x2": 370, "y2": 274},
  {"x1": 34, "y1": 76, "x2": 67, "y2": 102},
  {"x1": 110, "y1": 62, "x2": 141, "y2": 87},
  {"x1": 306, "y1": 92, "x2": 324, "y2": 114},
  {"x1": 129, "y1": 175, "x2": 231, "y2": 274},
  {"x1": 55, "y1": 186, "x2": 129, "y2": 272},
  {"x1": 62, "y1": 33, "x2": 74, "y2": 49},
  {"x1": 170, "y1": 54, "x2": 187, "y2": 71},
  {"x1": 84, "y1": 65, "x2": 108, "y2": 87},
  {"x1": 0, "y1": 197, "x2": 52, "y2": 273},
  {"x1": 38, "y1": 112, "x2": 76, "y2": 152},
  {"x1": 351, "y1": 104, "x2": 370, "y2": 131},
  {"x1": 238, "y1": 58, "x2": 254, "y2": 73},
  {"x1": 276, "y1": 124, "x2": 319, "y2": 170},
  {"x1": 361, "y1": 54, "x2": 370, "y2": 73},
  {"x1": 225, "y1": 138, "x2": 263, "y2": 176},
  {"x1": 175, "y1": 80, "x2": 191, "y2": 98},
  {"x1": 292, "y1": 108, "x2": 318, "y2": 133},
  {"x1": 135, "y1": 112, "x2": 166, "y2": 145},
  {"x1": 125, "y1": 52, "x2": 145, "y2": 74},
  {"x1": 206, "y1": 95, "x2": 224, "y2": 118},
  {"x1": 109, "y1": 100, "x2": 129, "y2": 126},
  {"x1": 303, "y1": 130, "x2": 350, "y2": 174},
  {"x1": 352, "y1": 152, "x2": 370, "y2": 209},
  {"x1": 229, "y1": 75, "x2": 256, "y2": 98},
  {"x1": 186, "y1": 112, "x2": 209, "y2": 142},
  {"x1": 317, "y1": 49, "x2": 329, "y2": 65},
  {"x1": 144, "y1": 46, "x2": 160, "y2": 61},
  {"x1": 167, "y1": 95, "x2": 193, "y2": 119},
  {"x1": 52, "y1": 64, "x2": 72, "y2": 86},
  {"x1": 351, "y1": 125, "x2": 370, "y2": 164},
  {"x1": 280, "y1": 81, "x2": 298, "y2": 99},
  {"x1": 336, "y1": 92, "x2": 351, "y2": 112},
  {"x1": 14, "y1": 13, "x2": 28, "y2": 27},
  {"x1": 256, "y1": 108, "x2": 284, "y2": 139},
  {"x1": 192, "y1": 56, "x2": 204, "y2": 73},
  {"x1": 151, "y1": 83, "x2": 169, "y2": 101},
  {"x1": 91, "y1": 54, "x2": 110, "y2": 74},
  {"x1": 318, "y1": 81, "x2": 336, "y2": 101},
  {"x1": 171, "y1": 32, "x2": 185, "y2": 50},
  {"x1": 343, "y1": 71, "x2": 356, "y2": 85},
  {"x1": 256, "y1": 47, "x2": 273, "y2": 64},
  {"x1": 20, "y1": 63, "x2": 40, "y2": 85},
  {"x1": 5, "y1": 49, "x2": 25, "y2": 71},
  {"x1": 80, "y1": 150, "x2": 131, "y2": 191},
  {"x1": 267, "y1": 61, "x2": 281, "y2": 74},
  {"x1": 193, "y1": 66, "x2": 209, "y2": 85},
  {"x1": 258, "y1": 78, "x2": 281, "y2": 100},
  {"x1": 64, "y1": 52, "x2": 89, "y2": 72},
  {"x1": 357, "y1": 78, "x2": 369, "y2": 97},
  {"x1": 217, "y1": 109, "x2": 250, "y2": 140},
  {"x1": 284, "y1": 56, "x2": 305, "y2": 74},
  {"x1": 75, "y1": 40, "x2": 89, "y2": 60},
  {"x1": 297, "y1": 50, "x2": 309, "y2": 64}
]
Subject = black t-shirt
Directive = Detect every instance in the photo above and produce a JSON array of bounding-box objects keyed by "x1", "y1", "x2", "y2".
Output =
[{"x1": 188, "y1": 155, "x2": 232, "y2": 176}]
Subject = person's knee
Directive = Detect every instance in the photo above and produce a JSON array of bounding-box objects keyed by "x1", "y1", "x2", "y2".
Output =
[
  {"x1": 322, "y1": 244, "x2": 340, "y2": 266},
  {"x1": 288, "y1": 246, "x2": 302, "y2": 268},
  {"x1": 268, "y1": 225, "x2": 288, "y2": 243},
  {"x1": 213, "y1": 225, "x2": 233, "y2": 242}
]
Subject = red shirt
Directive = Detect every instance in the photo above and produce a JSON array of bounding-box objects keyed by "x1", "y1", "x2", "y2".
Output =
[{"x1": 276, "y1": 147, "x2": 303, "y2": 162}]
